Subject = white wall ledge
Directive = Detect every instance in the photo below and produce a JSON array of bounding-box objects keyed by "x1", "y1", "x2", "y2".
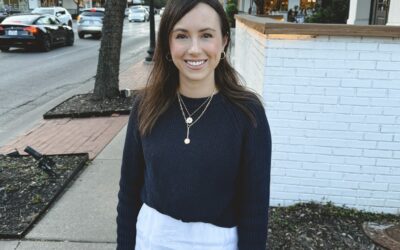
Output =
[{"x1": 235, "y1": 14, "x2": 400, "y2": 38}]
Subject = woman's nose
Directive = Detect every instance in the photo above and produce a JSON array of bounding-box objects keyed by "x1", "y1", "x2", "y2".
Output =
[{"x1": 188, "y1": 39, "x2": 201, "y2": 54}]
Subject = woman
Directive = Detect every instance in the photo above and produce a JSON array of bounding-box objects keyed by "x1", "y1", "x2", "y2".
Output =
[{"x1": 117, "y1": 0, "x2": 272, "y2": 249}]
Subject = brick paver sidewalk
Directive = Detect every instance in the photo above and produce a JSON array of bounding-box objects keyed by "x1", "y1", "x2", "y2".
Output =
[
  {"x1": 0, "y1": 61, "x2": 152, "y2": 159},
  {"x1": 0, "y1": 116, "x2": 128, "y2": 159}
]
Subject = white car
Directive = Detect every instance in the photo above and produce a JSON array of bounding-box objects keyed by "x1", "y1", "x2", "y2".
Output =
[
  {"x1": 32, "y1": 7, "x2": 73, "y2": 27},
  {"x1": 77, "y1": 8, "x2": 105, "y2": 39},
  {"x1": 159, "y1": 7, "x2": 165, "y2": 16},
  {"x1": 128, "y1": 8, "x2": 149, "y2": 22}
]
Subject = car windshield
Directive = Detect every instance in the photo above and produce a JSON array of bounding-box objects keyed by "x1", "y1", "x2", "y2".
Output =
[
  {"x1": 2, "y1": 15, "x2": 37, "y2": 24},
  {"x1": 82, "y1": 11, "x2": 104, "y2": 17},
  {"x1": 32, "y1": 8, "x2": 54, "y2": 15},
  {"x1": 131, "y1": 9, "x2": 144, "y2": 13}
]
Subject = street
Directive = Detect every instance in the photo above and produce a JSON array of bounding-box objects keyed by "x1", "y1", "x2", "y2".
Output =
[{"x1": 0, "y1": 17, "x2": 159, "y2": 146}]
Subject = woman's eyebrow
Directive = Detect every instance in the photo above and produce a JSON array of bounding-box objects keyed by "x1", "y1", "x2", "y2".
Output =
[
  {"x1": 172, "y1": 28, "x2": 217, "y2": 33},
  {"x1": 199, "y1": 28, "x2": 216, "y2": 32}
]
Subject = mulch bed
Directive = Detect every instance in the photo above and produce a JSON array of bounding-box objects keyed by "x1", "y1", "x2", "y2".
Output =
[
  {"x1": 267, "y1": 202, "x2": 400, "y2": 249},
  {"x1": 0, "y1": 153, "x2": 88, "y2": 238},
  {"x1": 43, "y1": 93, "x2": 136, "y2": 119}
]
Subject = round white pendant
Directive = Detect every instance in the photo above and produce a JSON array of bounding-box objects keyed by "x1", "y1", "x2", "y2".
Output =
[
  {"x1": 186, "y1": 117, "x2": 193, "y2": 124},
  {"x1": 184, "y1": 138, "x2": 190, "y2": 144}
]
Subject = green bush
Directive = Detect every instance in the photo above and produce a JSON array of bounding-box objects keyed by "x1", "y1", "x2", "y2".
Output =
[
  {"x1": 226, "y1": 2, "x2": 238, "y2": 28},
  {"x1": 305, "y1": 0, "x2": 349, "y2": 24}
]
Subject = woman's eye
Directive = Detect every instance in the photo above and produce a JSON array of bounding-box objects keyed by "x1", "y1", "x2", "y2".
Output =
[
  {"x1": 176, "y1": 34, "x2": 187, "y2": 39},
  {"x1": 203, "y1": 33, "x2": 213, "y2": 38}
]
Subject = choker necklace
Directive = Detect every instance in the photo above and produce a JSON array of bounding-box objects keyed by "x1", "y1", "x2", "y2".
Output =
[
  {"x1": 177, "y1": 92, "x2": 212, "y2": 124},
  {"x1": 177, "y1": 90, "x2": 216, "y2": 144}
]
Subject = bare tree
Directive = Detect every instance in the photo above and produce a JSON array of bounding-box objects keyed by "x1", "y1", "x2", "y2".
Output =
[
  {"x1": 73, "y1": 0, "x2": 83, "y2": 19},
  {"x1": 92, "y1": 0, "x2": 126, "y2": 99}
]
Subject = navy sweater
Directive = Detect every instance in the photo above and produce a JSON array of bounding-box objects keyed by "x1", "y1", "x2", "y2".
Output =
[{"x1": 117, "y1": 92, "x2": 272, "y2": 250}]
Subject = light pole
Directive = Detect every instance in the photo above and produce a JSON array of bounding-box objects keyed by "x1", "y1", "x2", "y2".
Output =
[{"x1": 145, "y1": 0, "x2": 155, "y2": 62}]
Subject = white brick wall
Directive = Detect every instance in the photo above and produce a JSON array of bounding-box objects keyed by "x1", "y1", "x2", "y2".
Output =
[
  {"x1": 235, "y1": 21, "x2": 400, "y2": 214},
  {"x1": 234, "y1": 21, "x2": 267, "y2": 97}
]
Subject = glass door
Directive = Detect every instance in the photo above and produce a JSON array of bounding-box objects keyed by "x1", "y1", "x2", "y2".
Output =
[{"x1": 371, "y1": 0, "x2": 390, "y2": 25}]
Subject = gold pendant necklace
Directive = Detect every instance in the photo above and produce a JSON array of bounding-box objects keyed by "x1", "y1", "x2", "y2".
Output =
[
  {"x1": 177, "y1": 93, "x2": 212, "y2": 125},
  {"x1": 177, "y1": 89, "x2": 216, "y2": 144}
]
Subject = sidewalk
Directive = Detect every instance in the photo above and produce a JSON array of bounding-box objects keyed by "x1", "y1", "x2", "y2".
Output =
[
  {"x1": 0, "y1": 62, "x2": 150, "y2": 159},
  {"x1": 0, "y1": 61, "x2": 152, "y2": 250}
]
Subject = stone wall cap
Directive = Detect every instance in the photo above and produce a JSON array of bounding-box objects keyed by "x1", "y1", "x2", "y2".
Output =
[{"x1": 235, "y1": 14, "x2": 400, "y2": 38}]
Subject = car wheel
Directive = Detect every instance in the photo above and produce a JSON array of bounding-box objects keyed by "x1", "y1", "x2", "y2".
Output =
[
  {"x1": 78, "y1": 32, "x2": 85, "y2": 39},
  {"x1": 41, "y1": 36, "x2": 52, "y2": 52},
  {"x1": 66, "y1": 32, "x2": 74, "y2": 46},
  {"x1": 0, "y1": 47, "x2": 9, "y2": 52}
]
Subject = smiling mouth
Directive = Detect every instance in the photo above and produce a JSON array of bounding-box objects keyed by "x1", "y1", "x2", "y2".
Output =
[{"x1": 185, "y1": 60, "x2": 207, "y2": 67}]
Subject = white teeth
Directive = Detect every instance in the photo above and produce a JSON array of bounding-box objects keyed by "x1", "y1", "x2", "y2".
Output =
[{"x1": 186, "y1": 60, "x2": 205, "y2": 66}]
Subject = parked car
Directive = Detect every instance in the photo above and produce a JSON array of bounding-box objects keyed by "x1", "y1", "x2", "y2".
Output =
[
  {"x1": 31, "y1": 7, "x2": 73, "y2": 27},
  {"x1": 128, "y1": 8, "x2": 149, "y2": 22},
  {"x1": 130, "y1": 5, "x2": 144, "y2": 9},
  {"x1": 0, "y1": 14, "x2": 74, "y2": 52},
  {"x1": 77, "y1": 8, "x2": 105, "y2": 39},
  {"x1": 140, "y1": 5, "x2": 156, "y2": 14},
  {"x1": 127, "y1": 5, "x2": 146, "y2": 13}
]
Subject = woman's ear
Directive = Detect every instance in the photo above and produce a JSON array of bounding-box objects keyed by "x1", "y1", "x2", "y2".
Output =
[{"x1": 222, "y1": 35, "x2": 228, "y2": 49}]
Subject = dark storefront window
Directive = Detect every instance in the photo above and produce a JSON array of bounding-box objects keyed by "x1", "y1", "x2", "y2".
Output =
[
  {"x1": 265, "y1": 0, "x2": 317, "y2": 13},
  {"x1": 370, "y1": 0, "x2": 390, "y2": 25}
]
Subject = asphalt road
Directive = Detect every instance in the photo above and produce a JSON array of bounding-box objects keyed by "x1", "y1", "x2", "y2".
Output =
[{"x1": 0, "y1": 17, "x2": 159, "y2": 147}]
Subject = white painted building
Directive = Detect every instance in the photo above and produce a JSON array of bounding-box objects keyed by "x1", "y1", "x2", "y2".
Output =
[{"x1": 234, "y1": 14, "x2": 400, "y2": 214}]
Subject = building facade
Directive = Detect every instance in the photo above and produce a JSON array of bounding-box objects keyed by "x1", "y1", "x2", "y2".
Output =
[
  {"x1": 0, "y1": 0, "x2": 30, "y2": 11},
  {"x1": 236, "y1": 0, "x2": 398, "y2": 26},
  {"x1": 237, "y1": 0, "x2": 319, "y2": 14},
  {"x1": 348, "y1": 0, "x2": 399, "y2": 26},
  {"x1": 0, "y1": 0, "x2": 105, "y2": 14}
]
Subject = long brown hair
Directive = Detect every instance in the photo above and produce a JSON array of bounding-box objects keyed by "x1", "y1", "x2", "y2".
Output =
[{"x1": 137, "y1": 0, "x2": 262, "y2": 136}]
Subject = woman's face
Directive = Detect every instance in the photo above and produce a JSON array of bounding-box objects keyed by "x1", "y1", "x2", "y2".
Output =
[{"x1": 169, "y1": 3, "x2": 227, "y2": 86}]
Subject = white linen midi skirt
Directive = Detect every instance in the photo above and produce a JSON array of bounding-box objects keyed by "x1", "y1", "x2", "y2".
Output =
[{"x1": 135, "y1": 203, "x2": 238, "y2": 250}]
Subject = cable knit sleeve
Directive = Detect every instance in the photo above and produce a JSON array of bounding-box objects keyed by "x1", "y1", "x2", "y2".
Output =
[
  {"x1": 116, "y1": 99, "x2": 145, "y2": 250},
  {"x1": 238, "y1": 102, "x2": 272, "y2": 250}
]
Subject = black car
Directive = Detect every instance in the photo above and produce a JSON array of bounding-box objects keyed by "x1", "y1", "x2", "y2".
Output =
[{"x1": 0, "y1": 13, "x2": 74, "y2": 52}]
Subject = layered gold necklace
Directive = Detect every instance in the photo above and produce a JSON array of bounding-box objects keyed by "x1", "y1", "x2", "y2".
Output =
[{"x1": 177, "y1": 89, "x2": 216, "y2": 144}]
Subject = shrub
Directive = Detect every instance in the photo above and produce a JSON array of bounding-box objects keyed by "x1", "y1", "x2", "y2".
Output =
[
  {"x1": 305, "y1": 0, "x2": 350, "y2": 24},
  {"x1": 225, "y1": 1, "x2": 238, "y2": 28}
]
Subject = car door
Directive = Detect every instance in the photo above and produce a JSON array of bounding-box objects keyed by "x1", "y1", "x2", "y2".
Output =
[
  {"x1": 49, "y1": 16, "x2": 66, "y2": 44},
  {"x1": 34, "y1": 16, "x2": 57, "y2": 44}
]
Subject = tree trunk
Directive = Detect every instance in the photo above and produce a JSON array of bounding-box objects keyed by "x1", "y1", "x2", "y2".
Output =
[
  {"x1": 73, "y1": 0, "x2": 81, "y2": 19},
  {"x1": 93, "y1": 0, "x2": 126, "y2": 99}
]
